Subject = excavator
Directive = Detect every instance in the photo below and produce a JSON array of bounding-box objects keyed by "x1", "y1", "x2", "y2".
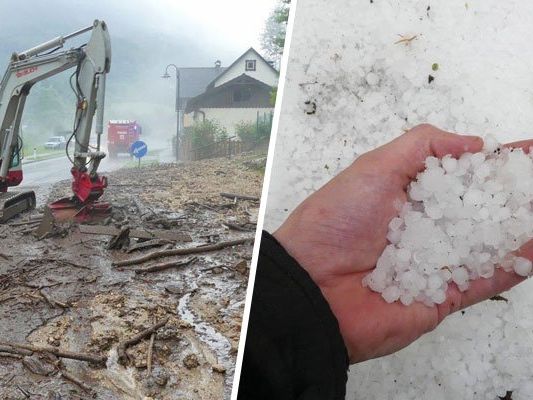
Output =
[{"x1": 0, "y1": 20, "x2": 111, "y2": 222}]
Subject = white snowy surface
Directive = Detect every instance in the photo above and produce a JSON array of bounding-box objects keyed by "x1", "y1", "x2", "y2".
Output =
[{"x1": 265, "y1": 0, "x2": 533, "y2": 399}]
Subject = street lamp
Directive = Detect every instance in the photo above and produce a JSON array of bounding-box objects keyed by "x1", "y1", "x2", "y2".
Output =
[{"x1": 162, "y1": 64, "x2": 181, "y2": 161}]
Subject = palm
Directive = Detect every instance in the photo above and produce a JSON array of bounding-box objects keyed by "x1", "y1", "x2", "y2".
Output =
[{"x1": 275, "y1": 125, "x2": 530, "y2": 362}]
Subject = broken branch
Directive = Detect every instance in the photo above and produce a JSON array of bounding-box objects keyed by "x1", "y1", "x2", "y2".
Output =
[
  {"x1": 117, "y1": 318, "x2": 169, "y2": 365},
  {"x1": 39, "y1": 289, "x2": 69, "y2": 309},
  {"x1": 147, "y1": 332, "x2": 155, "y2": 375},
  {"x1": 220, "y1": 192, "x2": 259, "y2": 201},
  {"x1": 114, "y1": 237, "x2": 253, "y2": 267},
  {"x1": 134, "y1": 257, "x2": 197, "y2": 274},
  {"x1": 60, "y1": 369, "x2": 96, "y2": 395},
  {"x1": 0, "y1": 342, "x2": 107, "y2": 365}
]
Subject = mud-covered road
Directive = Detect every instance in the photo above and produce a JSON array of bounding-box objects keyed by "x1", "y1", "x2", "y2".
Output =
[{"x1": 0, "y1": 154, "x2": 263, "y2": 399}]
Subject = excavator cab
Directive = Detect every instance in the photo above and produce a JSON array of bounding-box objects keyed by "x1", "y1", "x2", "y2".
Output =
[{"x1": 0, "y1": 135, "x2": 35, "y2": 222}]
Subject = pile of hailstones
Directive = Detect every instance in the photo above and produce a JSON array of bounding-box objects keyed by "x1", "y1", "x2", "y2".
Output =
[{"x1": 363, "y1": 138, "x2": 533, "y2": 306}]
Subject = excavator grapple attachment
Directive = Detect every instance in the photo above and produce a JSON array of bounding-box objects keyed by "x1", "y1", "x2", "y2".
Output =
[
  {"x1": 0, "y1": 191, "x2": 36, "y2": 222},
  {"x1": 48, "y1": 197, "x2": 111, "y2": 223}
]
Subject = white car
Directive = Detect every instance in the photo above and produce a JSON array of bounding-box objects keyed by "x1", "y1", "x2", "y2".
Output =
[{"x1": 44, "y1": 136, "x2": 67, "y2": 149}]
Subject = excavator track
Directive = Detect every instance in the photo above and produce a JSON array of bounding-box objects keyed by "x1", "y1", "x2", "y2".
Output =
[{"x1": 0, "y1": 191, "x2": 36, "y2": 222}]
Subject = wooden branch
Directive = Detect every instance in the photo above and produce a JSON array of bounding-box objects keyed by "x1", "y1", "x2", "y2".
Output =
[
  {"x1": 0, "y1": 352, "x2": 22, "y2": 359},
  {"x1": 39, "y1": 289, "x2": 69, "y2": 309},
  {"x1": 147, "y1": 333, "x2": 155, "y2": 375},
  {"x1": 134, "y1": 257, "x2": 197, "y2": 274},
  {"x1": 60, "y1": 370, "x2": 96, "y2": 395},
  {"x1": 127, "y1": 239, "x2": 170, "y2": 253},
  {"x1": 117, "y1": 318, "x2": 169, "y2": 366},
  {"x1": 114, "y1": 237, "x2": 253, "y2": 267},
  {"x1": 9, "y1": 220, "x2": 41, "y2": 227},
  {"x1": 223, "y1": 222, "x2": 254, "y2": 232},
  {"x1": 0, "y1": 345, "x2": 32, "y2": 356},
  {"x1": 0, "y1": 342, "x2": 106, "y2": 365},
  {"x1": 220, "y1": 192, "x2": 259, "y2": 201}
]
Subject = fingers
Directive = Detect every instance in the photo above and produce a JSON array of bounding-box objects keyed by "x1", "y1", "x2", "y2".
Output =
[
  {"x1": 503, "y1": 139, "x2": 533, "y2": 153},
  {"x1": 456, "y1": 268, "x2": 525, "y2": 311},
  {"x1": 382, "y1": 124, "x2": 484, "y2": 183},
  {"x1": 440, "y1": 239, "x2": 533, "y2": 318}
]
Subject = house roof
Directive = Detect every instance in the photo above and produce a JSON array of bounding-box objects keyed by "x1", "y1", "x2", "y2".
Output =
[
  {"x1": 206, "y1": 47, "x2": 278, "y2": 89},
  {"x1": 177, "y1": 66, "x2": 227, "y2": 99},
  {"x1": 185, "y1": 73, "x2": 273, "y2": 112}
]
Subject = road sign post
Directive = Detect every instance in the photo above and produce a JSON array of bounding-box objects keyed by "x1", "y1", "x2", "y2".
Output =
[{"x1": 130, "y1": 140, "x2": 148, "y2": 168}]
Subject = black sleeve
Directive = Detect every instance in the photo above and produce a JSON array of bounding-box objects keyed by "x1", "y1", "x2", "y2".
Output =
[{"x1": 237, "y1": 231, "x2": 349, "y2": 400}]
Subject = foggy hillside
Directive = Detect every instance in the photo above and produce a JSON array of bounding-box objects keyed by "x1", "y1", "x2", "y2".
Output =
[{"x1": 0, "y1": 0, "x2": 254, "y2": 147}]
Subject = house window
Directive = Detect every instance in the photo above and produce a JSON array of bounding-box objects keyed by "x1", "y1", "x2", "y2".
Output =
[
  {"x1": 233, "y1": 87, "x2": 252, "y2": 102},
  {"x1": 245, "y1": 59, "x2": 256, "y2": 71}
]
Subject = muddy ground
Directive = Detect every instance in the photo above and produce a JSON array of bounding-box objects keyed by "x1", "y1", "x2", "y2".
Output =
[{"x1": 0, "y1": 154, "x2": 264, "y2": 399}]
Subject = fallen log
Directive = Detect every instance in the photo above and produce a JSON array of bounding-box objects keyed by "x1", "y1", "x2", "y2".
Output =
[
  {"x1": 113, "y1": 237, "x2": 253, "y2": 267},
  {"x1": 220, "y1": 192, "x2": 259, "y2": 201},
  {"x1": 117, "y1": 318, "x2": 169, "y2": 365},
  {"x1": 134, "y1": 257, "x2": 197, "y2": 274},
  {"x1": 0, "y1": 342, "x2": 106, "y2": 365}
]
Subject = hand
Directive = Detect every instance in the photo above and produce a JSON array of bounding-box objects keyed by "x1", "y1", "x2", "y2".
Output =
[{"x1": 273, "y1": 124, "x2": 533, "y2": 363}]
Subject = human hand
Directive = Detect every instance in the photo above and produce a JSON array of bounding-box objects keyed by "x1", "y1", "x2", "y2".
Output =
[{"x1": 273, "y1": 124, "x2": 533, "y2": 363}]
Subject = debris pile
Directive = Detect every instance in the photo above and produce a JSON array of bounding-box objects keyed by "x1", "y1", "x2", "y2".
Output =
[{"x1": 0, "y1": 154, "x2": 262, "y2": 399}]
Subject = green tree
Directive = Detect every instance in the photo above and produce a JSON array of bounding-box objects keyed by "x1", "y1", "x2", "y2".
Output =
[
  {"x1": 261, "y1": 0, "x2": 291, "y2": 63},
  {"x1": 235, "y1": 114, "x2": 273, "y2": 143},
  {"x1": 186, "y1": 118, "x2": 227, "y2": 149}
]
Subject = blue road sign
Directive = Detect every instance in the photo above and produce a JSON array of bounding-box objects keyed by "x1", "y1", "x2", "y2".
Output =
[{"x1": 130, "y1": 140, "x2": 148, "y2": 159}]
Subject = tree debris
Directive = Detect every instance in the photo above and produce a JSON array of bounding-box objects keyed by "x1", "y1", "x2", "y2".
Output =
[
  {"x1": 0, "y1": 342, "x2": 107, "y2": 365},
  {"x1": 147, "y1": 332, "x2": 155, "y2": 375},
  {"x1": 60, "y1": 369, "x2": 96, "y2": 395},
  {"x1": 220, "y1": 192, "x2": 260, "y2": 202},
  {"x1": 79, "y1": 224, "x2": 191, "y2": 242},
  {"x1": 134, "y1": 256, "x2": 197, "y2": 274},
  {"x1": 117, "y1": 318, "x2": 169, "y2": 366},
  {"x1": 39, "y1": 289, "x2": 69, "y2": 309},
  {"x1": 114, "y1": 237, "x2": 253, "y2": 267},
  {"x1": 223, "y1": 222, "x2": 255, "y2": 232},
  {"x1": 107, "y1": 226, "x2": 131, "y2": 250},
  {"x1": 127, "y1": 238, "x2": 171, "y2": 253}
]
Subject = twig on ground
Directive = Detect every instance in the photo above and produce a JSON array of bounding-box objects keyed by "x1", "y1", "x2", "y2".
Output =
[
  {"x1": 60, "y1": 369, "x2": 96, "y2": 395},
  {"x1": 147, "y1": 332, "x2": 155, "y2": 375},
  {"x1": 220, "y1": 192, "x2": 259, "y2": 201},
  {"x1": 39, "y1": 289, "x2": 69, "y2": 309},
  {"x1": 117, "y1": 318, "x2": 169, "y2": 365},
  {"x1": 134, "y1": 257, "x2": 197, "y2": 274}
]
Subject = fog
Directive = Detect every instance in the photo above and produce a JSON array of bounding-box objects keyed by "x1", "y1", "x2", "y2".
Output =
[{"x1": 0, "y1": 0, "x2": 276, "y2": 152}]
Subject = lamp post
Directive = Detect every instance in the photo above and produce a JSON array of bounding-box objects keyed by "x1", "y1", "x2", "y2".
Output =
[{"x1": 162, "y1": 64, "x2": 181, "y2": 161}]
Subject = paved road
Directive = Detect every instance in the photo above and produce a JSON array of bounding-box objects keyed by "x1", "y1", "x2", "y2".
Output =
[{"x1": 19, "y1": 155, "x2": 129, "y2": 186}]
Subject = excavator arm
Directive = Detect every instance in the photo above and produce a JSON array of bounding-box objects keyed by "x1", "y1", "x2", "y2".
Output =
[{"x1": 0, "y1": 20, "x2": 111, "y2": 222}]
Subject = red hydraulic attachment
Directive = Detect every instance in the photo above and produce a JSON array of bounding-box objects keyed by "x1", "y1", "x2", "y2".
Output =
[
  {"x1": 48, "y1": 168, "x2": 111, "y2": 222},
  {"x1": 0, "y1": 171, "x2": 23, "y2": 192}
]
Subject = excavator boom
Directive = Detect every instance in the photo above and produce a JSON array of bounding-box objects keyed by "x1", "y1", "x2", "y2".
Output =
[{"x1": 0, "y1": 20, "x2": 111, "y2": 222}]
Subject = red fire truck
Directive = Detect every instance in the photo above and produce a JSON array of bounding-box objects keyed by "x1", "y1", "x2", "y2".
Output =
[{"x1": 107, "y1": 120, "x2": 142, "y2": 159}]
